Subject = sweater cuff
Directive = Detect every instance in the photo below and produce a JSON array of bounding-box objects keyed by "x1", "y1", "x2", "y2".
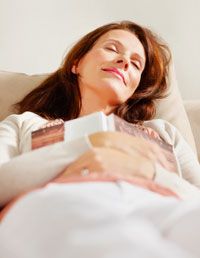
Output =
[{"x1": 154, "y1": 163, "x2": 200, "y2": 200}]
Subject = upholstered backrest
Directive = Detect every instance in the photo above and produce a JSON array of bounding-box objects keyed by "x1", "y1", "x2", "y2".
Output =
[
  {"x1": 184, "y1": 100, "x2": 200, "y2": 160},
  {"x1": 155, "y1": 62, "x2": 197, "y2": 154},
  {"x1": 0, "y1": 71, "x2": 48, "y2": 120}
]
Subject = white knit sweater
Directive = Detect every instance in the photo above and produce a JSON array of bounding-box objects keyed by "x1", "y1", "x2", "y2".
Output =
[{"x1": 0, "y1": 111, "x2": 200, "y2": 206}]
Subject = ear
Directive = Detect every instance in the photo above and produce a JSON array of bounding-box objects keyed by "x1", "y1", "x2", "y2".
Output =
[{"x1": 71, "y1": 64, "x2": 78, "y2": 74}]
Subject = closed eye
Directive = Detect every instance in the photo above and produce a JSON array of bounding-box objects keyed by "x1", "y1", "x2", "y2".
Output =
[
  {"x1": 105, "y1": 47, "x2": 118, "y2": 53},
  {"x1": 131, "y1": 61, "x2": 140, "y2": 70}
]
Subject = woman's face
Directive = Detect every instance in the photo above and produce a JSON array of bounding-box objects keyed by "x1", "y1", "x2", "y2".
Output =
[{"x1": 74, "y1": 29, "x2": 146, "y2": 106}]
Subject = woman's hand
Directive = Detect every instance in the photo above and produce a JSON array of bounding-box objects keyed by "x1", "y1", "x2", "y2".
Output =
[
  {"x1": 89, "y1": 131, "x2": 163, "y2": 161},
  {"x1": 61, "y1": 131, "x2": 165, "y2": 180},
  {"x1": 61, "y1": 146, "x2": 155, "y2": 180}
]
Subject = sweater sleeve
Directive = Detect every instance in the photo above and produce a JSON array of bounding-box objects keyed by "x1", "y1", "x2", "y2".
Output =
[
  {"x1": 154, "y1": 164, "x2": 200, "y2": 200},
  {"x1": 0, "y1": 113, "x2": 92, "y2": 206},
  {"x1": 147, "y1": 119, "x2": 200, "y2": 199}
]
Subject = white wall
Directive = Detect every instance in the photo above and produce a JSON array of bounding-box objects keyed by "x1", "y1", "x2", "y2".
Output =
[{"x1": 0, "y1": 0, "x2": 200, "y2": 99}]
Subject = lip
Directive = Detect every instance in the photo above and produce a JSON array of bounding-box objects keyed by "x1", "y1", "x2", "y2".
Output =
[{"x1": 102, "y1": 67, "x2": 126, "y2": 86}]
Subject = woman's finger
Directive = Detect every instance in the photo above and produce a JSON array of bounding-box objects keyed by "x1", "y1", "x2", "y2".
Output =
[{"x1": 61, "y1": 147, "x2": 155, "y2": 180}]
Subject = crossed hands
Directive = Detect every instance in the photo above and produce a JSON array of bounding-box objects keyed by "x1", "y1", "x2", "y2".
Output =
[{"x1": 61, "y1": 131, "x2": 165, "y2": 180}]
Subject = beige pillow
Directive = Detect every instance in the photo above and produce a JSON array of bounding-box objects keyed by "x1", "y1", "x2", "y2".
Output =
[{"x1": 0, "y1": 66, "x2": 197, "y2": 154}]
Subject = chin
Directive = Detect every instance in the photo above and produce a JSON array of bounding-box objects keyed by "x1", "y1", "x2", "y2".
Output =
[
  {"x1": 95, "y1": 80, "x2": 129, "y2": 103},
  {"x1": 103, "y1": 82, "x2": 125, "y2": 94}
]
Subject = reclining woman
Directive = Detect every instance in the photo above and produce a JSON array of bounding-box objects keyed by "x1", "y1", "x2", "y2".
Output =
[{"x1": 1, "y1": 20, "x2": 200, "y2": 258}]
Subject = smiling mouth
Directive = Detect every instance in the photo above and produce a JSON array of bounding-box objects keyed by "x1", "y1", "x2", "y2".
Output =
[{"x1": 102, "y1": 68, "x2": 126, "y2": 86}]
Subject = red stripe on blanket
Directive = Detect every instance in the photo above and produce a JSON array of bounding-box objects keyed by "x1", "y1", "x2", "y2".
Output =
[{"x1": 53, "y1": 174, "x2": 179, "y2": 198}]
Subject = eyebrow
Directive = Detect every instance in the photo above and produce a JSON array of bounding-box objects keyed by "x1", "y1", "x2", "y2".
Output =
[{"x1": 104, "y1": 39, "x2": 145, "y2": 68}]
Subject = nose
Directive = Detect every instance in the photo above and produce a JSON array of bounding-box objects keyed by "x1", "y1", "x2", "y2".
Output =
[{"x1": 116, "y1": 56, "x2": 129, "y2": 70}]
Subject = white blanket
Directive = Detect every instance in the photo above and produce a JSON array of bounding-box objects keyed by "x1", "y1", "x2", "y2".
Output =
[{"x1": 0, "y1": 181, "x2": 200, "y2": 258}]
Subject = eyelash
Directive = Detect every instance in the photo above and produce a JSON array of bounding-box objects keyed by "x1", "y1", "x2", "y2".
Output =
[
  {"x1": 106, "y1": 47, "x2": 118, "y2": 53},
  {"x1": 105, "y1": 46, "x2": 140, "y2": 70},
  {"x1": 131, "y1": 61, "x2": 140, "y2": 70}
]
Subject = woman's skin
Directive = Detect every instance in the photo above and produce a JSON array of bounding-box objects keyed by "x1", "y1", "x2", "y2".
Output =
[
  {"x1": 62, "y1": 30, "x2": 165, "y2": 180},
  {"x1": 62, "y1": 131, "x2": 160, "y2": 180}
]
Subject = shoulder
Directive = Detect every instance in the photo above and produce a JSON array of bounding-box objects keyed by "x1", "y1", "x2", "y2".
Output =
[
  {"x1": 0, "y1": 112, "x2": 49, "y2": 154},
  {"x1": 1, "y1": 112, "x2": 48, "y2": 132},
  {"x1": 144, "y1": 118, "x2": 176, "y2": 131},
  {"x1": 1, "y1": 111, "x2": 46, "y2": 123},
  {"x1": 143, "y1": 119, "x2": 180, "y2": 145}
]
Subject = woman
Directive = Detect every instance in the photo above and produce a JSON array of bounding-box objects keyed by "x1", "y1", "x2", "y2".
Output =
[
  {"x1": 0, "y1": 21, "x2": 200, "y2": 202},
  {"x1": 1, "y1": 21, "x2": 200, "y2": 208},
  {"x1": 1, "y1": 20, "x2": 200, "y2": 258}
]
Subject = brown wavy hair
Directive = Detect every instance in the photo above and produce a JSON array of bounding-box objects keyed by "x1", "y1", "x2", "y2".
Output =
[{"x1": 15, "y1": 20, "x2": 171, "y2": 123}]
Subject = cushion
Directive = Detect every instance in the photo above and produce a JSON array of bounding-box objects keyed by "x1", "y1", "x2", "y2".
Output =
[
  {"x1": 155, "y1": 61, "x2": 197, "y2": 154},
  {"x1": 0, "y1": 71, "x2": 48, "y2": 120},
  {"x1": 0, "y1": 65, "x2": 197, "y2": 155},
  {"x1": 184, "y1": 100, "x2": 200, "y2": 160}
]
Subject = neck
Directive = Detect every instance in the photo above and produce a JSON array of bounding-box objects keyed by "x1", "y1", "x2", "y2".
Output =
[{"x1": 79, "y1": 87, "x2": 117, "y2": 117}]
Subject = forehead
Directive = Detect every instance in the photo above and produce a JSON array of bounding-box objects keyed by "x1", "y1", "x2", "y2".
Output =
[{"x1": 95, "y1": 29, "x2": 145, "y2": 57}]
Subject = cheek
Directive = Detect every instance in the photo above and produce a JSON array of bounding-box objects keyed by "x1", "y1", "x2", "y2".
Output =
[
  {"x1": 78, "y1": 49, "x2": 110, "y2": 76},
  {"x1": 81, "y1": 53, "x2": 108, "y2": 80},
  {"x1": 129, "y1": 72, "x2": 141, "y2": 90},
  {"x1": 82, "y1": 53, "x2": 104, "y2": 73},
  {"x1": 94, "y1": 49, "x2": 113, "y2": 63}
]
